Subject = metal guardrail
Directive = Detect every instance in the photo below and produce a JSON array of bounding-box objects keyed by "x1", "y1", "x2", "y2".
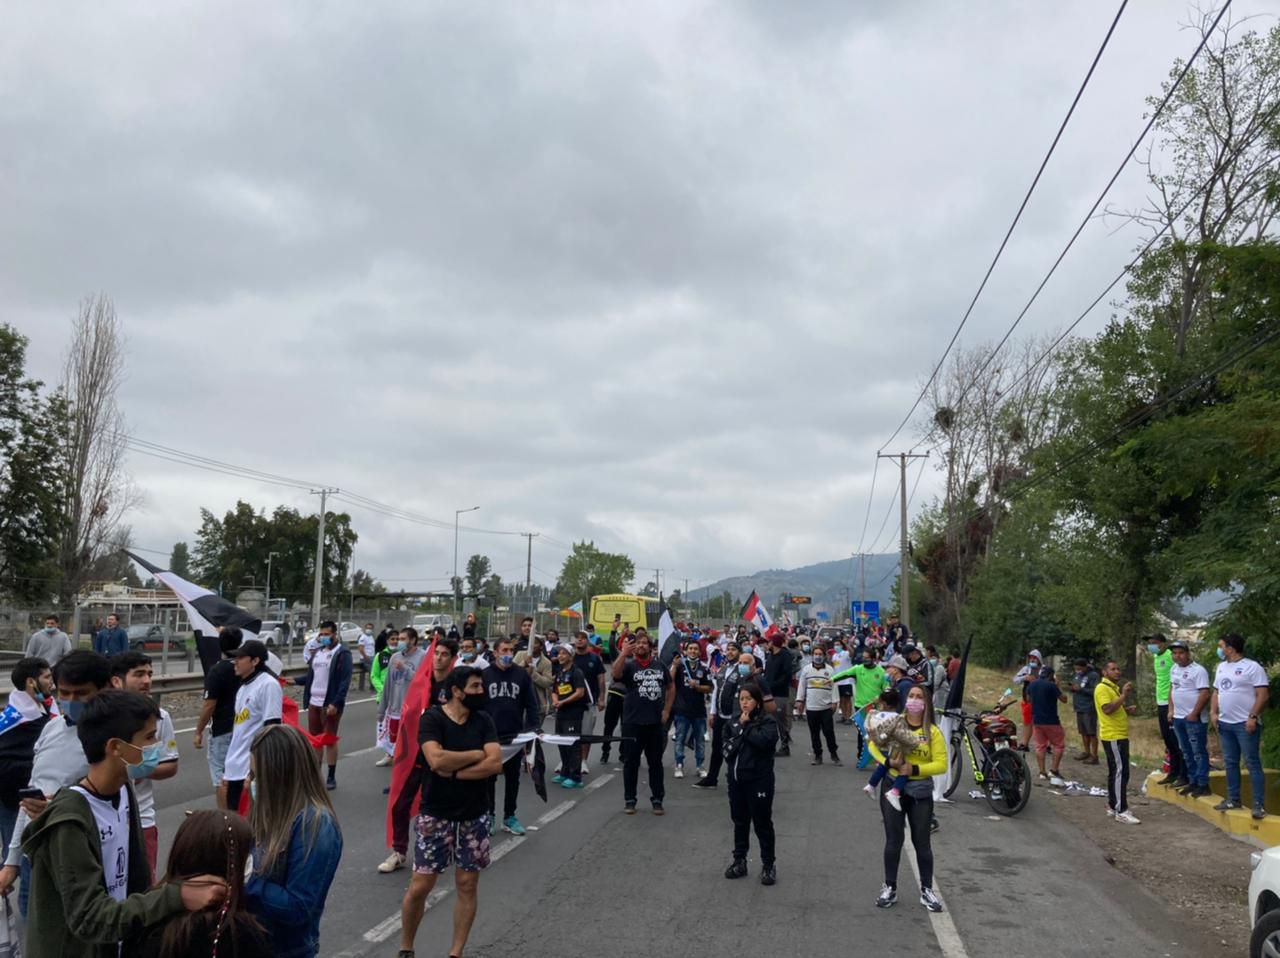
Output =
[{"x1": 0, "y1": 665, "x2": 312, "y2": 708}]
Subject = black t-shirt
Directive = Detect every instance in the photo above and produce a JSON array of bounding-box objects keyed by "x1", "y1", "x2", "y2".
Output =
[
  {"x1": 553, "y1": 666, "x2": 588, "y2": 716},
  {"x1": 621, "y1": 658, "x2": 670, "y2": 726},
  {"x1": 418, "y1": 705, "x2": 499, "y2": 820},
  {"x1": 673, "y1": 658, "x2": 710, "y2": 718},
  {"x1": 1027, "y1": 679, "x2": 1063, "y2": 726},
  {"x1": 573, "y1": 653, "x2": 606, "y2": 705},
  {"x1": 204, "y1": 659, "x2": 239, "y2": 737}
]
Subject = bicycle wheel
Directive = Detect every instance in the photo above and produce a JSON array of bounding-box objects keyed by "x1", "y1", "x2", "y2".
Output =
[
  {"x1": 984, "y1": 749, "x2": 1031, "y2": 816},
  {"x1": 943, "y1": 732, "x2": 963, "y2": 799}
]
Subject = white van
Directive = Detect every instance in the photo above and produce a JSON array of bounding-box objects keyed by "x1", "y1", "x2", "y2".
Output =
[{"x1": 411, "y1": 613, "x2": 455, "y2": 633}]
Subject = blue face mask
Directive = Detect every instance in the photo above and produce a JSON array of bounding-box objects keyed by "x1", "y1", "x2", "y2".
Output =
[
  {"x1": 249, "y1": 780, "x2": 258, "y2": 803},
  {"x1": 1217, "y1": 647, "x2": 1227, "y2": 661},
  {"x1": 59, "y1": 699, "x2": 86, "y2": 725},
  {"x1": 462, "y1": 652, "x2": 476, "y2": 662},
  {"x1": 319, "y1": 635, "x2": 332, "y2": 647},
  {"x1": 123, "y1": 742, "x2": 165, "y2": 779},
  {"x1": 737, "y1": 664, "x2": 751, "y2": 677},
  {"x1": 499, "y1": 654, "x2": 514, "y2": 667},
  {"x1": 397, "y1": 641, "x2": 408, "y2": 653},
  {"x1": 1147, "y1": 644, "x2": 1160, "y2": 655}
]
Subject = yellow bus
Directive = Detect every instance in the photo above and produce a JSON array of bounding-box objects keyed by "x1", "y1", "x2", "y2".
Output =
[{"x1": 588, "y1": 594, "x2": 661, "y2": 649}]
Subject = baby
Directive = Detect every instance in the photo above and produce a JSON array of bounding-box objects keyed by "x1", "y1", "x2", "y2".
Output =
[{"x1": 862, "y1": 688, "x2": 923, "y2": 811}]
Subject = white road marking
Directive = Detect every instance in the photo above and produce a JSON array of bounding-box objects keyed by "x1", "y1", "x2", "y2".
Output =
[
  {"x1": 585, "y1": 773, "x2": 615, "y2": 791},
  {"x1": 906, "y1": 846, "x2": 971, "y2": 958}
]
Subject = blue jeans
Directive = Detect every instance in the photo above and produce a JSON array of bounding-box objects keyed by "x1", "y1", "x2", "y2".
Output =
[
  {"x1": 1172, "y1": 717, "x2": 1209, "y2": 787},
  {"x1": 853, "y1": 709, "x2": 870, "y2": 766},
  {"x1": 0, "y1": 804, "x2": 16, "y2": 853},
  {"x1": 1219, "y1": 721, "x2": 1265, "y2": 806},
  {"x1": 672, "y1": 715, "x2": 706, "y2": 769}
]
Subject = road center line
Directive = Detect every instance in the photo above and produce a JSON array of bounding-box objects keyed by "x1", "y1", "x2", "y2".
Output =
[{"x1": 906, "y1": 846, "x2": 971, "y2": 958}]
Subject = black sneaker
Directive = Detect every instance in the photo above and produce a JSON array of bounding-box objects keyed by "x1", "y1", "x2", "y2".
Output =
[
  {"x1": 831, "y1": 756, "x2": 842, "y2": 766},
  {"x1": 920, "y1": 887, "x2": 944, "y2": 912},
  {"x1": 724, "y1": 858, "x2": 748, "y2": 880},
  {"x1": 326, "y1": 776, "x2": 336, "y2": 791},
  {"x1": 624, "y1": 802, "x2": 637, "y2": 815},
  {"x1": 1157, "y1": 774, "x2": 1177, "y2": 786},
  {"x1": 652, "y1": 802, "x2": 665, "y2": 816},
  {"x1": 810, "y1": 756, "x2": 823, "y2": 766},
  {"x1": 1176, "y1": 782, "x2": 1196, "y2": 796},
  {"x1": 397, "y1": 950, "x2": 415, "y2": 958},
  {"x1": 760, "y1": 865, "x2": 776, "y2": 886},
  {"x1": 1254, "y1": 805, "x2": 1267, "y2": 820},
  {"x1": 930, "y1": 817, "x2": 940, "y2": 834},
  {"x1": 776, "y1": 746, "x2": 791, "y2": 757},
  {"x1": 1170, "y1": 778, "x2": 1189, "y2": 790},
  {"x1": 875, "y1": 884, "x2": 897, "y2": 908},
  {"x1": 1193, "y1": 785, "x2": 1213, "y2": 797},
  {"x1": 692, "y1": 779, "x2": 718, "y2": 789},
  {"x1": 1214, "y1": 798, "x2": 1242, "y2": 811}
]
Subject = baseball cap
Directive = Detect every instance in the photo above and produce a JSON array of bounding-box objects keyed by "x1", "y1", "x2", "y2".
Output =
[
  {"x1": 230, "y1": 639, "x2": 269, "y2": 662},
  {"x1": 887, "y1": 655, "x2": 910, "y2": 671},
  {"x1": 1168, "y1": 639, "x2": 1189, "y2": 651}
]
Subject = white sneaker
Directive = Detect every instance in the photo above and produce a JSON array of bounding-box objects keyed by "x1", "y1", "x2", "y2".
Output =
[
  {"x1": 377, "y1": 851, "x2": 405, "y2": 873},
  {"x1": 885, "y1": 788, "x2": 902, "y2": 812},
  {"x1": 704, "y1": 730, "x2": 711, "y2": 741},
  {"x1": 674, "y1": 765, "x2": 685, "y2": 779},
  {"x1": 1114, "y1": 811, "x2": 1141, "y2": 825},
  {"x1": 697, "y1": 767, "x2": 706, "y2": 778},
  {"x1": 862, "y1": 784, "x2": 876, "y2": 799},
  {"x1": 375, "y1": 754, "x2": 392, "y2": 767},
  {"x1": 1106, "y1": 808, "x2": 1116, "y2": 818},
  {"x1": 582, "y1": 761, "x2": 590, "y2": 775}
]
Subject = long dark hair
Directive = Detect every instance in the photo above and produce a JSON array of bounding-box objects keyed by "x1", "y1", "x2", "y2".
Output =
[{"x1": 156, "y1": 811, "x2": 265, "y2": 958}]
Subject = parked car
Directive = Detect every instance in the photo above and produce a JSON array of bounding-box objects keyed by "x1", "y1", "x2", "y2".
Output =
[
  {"x1": 126, "y1": 623, "x2": 185, "y2": 654},
  {"x1": 258, "y1": 620, "x2": 288, "y2": 647},
  {"x1": 303, "y1": 621, "x2": 363, "y2": 647},
  {"x1": 1249, "y1": 846, "x2": 1280, "y2": 956},
  {"x1": 411, "y1": 613, "x2": 454, "y2": 633}
]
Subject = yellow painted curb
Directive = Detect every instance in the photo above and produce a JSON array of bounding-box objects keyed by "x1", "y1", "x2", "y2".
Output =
[{"x1": 1144, "y1": 771, "x2": 1280, "y2": 846}]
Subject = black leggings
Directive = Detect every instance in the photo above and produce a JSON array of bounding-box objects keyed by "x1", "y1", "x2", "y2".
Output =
[
  {"x1": 881, "y1": 786, "x2": 934, "y2": 889},
  {"x1": 728, "y1": 772, "x2": 775, "y2": 866},
  {"x1": 1157, "y1": 705, "x2": 1184, "y2": 780},
  {"x1": 622, "y1": 723, "x2": 666, "y2": 804},
  {"x1": 487, "y1": 750, "x2": 523, "y2": 819},
  {"x1": 555, "y1": 711, "x2": 584, "y2": 780},
  {"x1": 704, "y1": 716, "x2": 727, "y2": 783}
]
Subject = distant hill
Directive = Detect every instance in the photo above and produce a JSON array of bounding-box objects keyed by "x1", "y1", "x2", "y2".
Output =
[
  {"x1": 688, "y1": 554, "x2": 901, "y2": 620},
  {"x1": 1179, "y1": 589, "x2": 1233, "y2": 623}
]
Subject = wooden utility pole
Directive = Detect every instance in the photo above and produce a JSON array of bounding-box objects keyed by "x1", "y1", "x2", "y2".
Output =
[{"x1": 877, "y1": 453, "x2": 928, "y2": 629}]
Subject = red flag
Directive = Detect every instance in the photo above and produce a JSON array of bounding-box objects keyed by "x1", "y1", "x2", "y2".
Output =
[{"x1": 384, "y1": 638, "x2": 437, "y2": 848}]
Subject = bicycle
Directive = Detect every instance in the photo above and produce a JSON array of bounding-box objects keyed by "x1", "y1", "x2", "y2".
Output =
[{"x1": 939, "y1": 699, "x2": 1031, "y2": 816}]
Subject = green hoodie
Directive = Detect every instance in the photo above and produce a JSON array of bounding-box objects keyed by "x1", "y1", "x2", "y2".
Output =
[{"x1": 21, "y1": 783, "x2": 183, "y2": 958}]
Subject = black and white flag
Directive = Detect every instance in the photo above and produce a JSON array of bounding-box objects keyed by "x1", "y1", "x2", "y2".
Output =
[{"x1": 127, "y1": 552, "x2": 263, "y2": 638}]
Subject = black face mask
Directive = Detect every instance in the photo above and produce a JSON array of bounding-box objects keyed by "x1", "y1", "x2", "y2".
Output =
[{"x1": 462, "y1": 693, "x2": 486, "y2": 711}]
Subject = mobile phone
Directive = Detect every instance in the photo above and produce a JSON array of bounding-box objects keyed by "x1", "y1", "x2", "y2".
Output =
[{"x1": 18, "y1": 786, "x2": 45, "y2": 802}]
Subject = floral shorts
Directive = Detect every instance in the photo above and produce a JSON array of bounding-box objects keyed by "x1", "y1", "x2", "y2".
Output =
[{"x1": 413, "y1": 813, "x2": 491, "y2": 874}]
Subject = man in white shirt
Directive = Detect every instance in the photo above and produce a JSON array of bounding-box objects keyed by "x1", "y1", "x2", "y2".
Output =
[
  {"x1": 109, "y1": 651, "x2": 180, "y2": 876},
  {"x1": 796, "y1": 646, "x2": 841, "y2": 765},
  {"x1": 1167, "y1": 639, "x2": 1210, "y2": 799},
  {"x1": 832, "y1": 643, "x2": 855, "y2": 725},
  {"x1": 1211, "y1": 632, "x2": 1270, "y2": 818},
  {"x1": 222, "y1": 640, "x2": 283, "y2": 812}
]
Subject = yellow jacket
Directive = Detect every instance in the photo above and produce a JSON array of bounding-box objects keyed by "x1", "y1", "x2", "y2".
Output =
[{"x1": 867, "y1": 722, "x2": 948, "y2": 780}]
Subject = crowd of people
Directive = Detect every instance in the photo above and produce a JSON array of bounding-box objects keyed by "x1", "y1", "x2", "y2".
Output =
[{"x1": 3, "y1": 606, "x2": 1263, "y2": 956}]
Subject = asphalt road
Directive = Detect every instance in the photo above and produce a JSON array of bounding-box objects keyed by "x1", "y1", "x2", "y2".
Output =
[{"x1": 147, "y1": 700, "x2": 1224, "y2": 958}]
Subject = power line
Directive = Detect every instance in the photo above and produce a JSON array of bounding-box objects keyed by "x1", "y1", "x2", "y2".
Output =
[
  {"x1": 955, "y1": 0, "x2": 1235, "y2": 398},
  {"x1": 877, "y1": 0, "x2": 1132, "y2": 453},
  {"x1": 854, "y1": 458, "x2": 881, "y2": 555}
]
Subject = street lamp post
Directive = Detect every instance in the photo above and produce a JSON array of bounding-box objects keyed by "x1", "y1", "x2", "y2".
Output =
[
  {"x1": 454, "y1": 506, "x2": 480, "y2": 616},
  {"x1": 266, "y1": 551, "x2": 280, "y2": 608}
]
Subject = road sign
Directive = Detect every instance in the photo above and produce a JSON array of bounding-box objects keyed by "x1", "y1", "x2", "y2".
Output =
[
  {"x1": 788, "y1": 595, "x2": 812, "y2": 605},
  {"x1": 815, "y1": 611, "x2": 830, "y2": 621},
  {"x1": 851, "y1": 600, "x2": 880, "y2": 623}
]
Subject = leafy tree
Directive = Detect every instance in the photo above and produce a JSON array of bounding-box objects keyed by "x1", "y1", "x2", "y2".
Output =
[
  {"x1": 0, "y1": 325, "x2": 69, "y2": 603},
  {"x1": 551, "y1": 541, "x2": 635, "y2": 608},
  {"x1": 465, "y1": 554, "x2": 491, "y2": 595},
  {"x1": 169, "y1": 542, "x2": 190, "y2": 578}
]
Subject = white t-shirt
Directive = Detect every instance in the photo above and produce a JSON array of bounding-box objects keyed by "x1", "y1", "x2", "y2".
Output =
[
  {"x1": 302, "y1": 638, "x2": 319, "y2": 664},
  {"x1": 358, "y1": 633, "x2": 375, "y2": 663},
  {"x1": 133, "y1": 708, "x2": 180, "y2": 829},
  {"x1": 70, "y1": 785, "x2": 131, "y2": 901},
  {"x1": 224, "y1": 671, "x2": 283, "y2": 781},
  {"x1": 310, "y1": 647, "x2": 335, "y2": 707},
  {"x1": 1169, "y1": 663, "x2": 1210, "y2": 722},
  {"x1": 832, "y1": 649, "x2": 854, "y2": 688},
  {"x1": 798, "y1": 664, "x2": 838, "y2": 711},
  {"x1": 1214, "y1": 657, "x2": 1268, "y2": 725}
]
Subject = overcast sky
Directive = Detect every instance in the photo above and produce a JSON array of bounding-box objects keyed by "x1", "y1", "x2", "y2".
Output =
[{"x1": 4, "y1": 1, "x2": 1277, "y2": 597}]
